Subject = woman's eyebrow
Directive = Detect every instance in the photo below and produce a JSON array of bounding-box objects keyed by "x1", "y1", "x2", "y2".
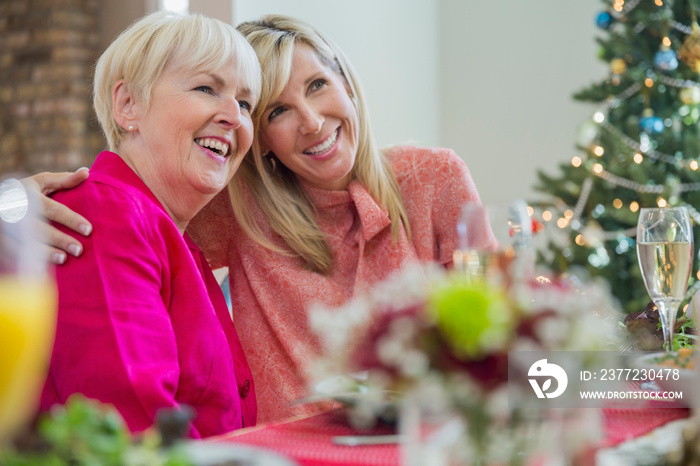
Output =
[
  {"x1": 207, "y1": 72, "x2": 225, "y2": 87},
  {"x1": 303, "y1": 72, "x2": 324, "y2": 87},
  {"x1": 238, "y1": 87, "x2": 256, "y2": 101},
  {"x1": 265, "y1": 99, "x2": 282, "y2": 111}
]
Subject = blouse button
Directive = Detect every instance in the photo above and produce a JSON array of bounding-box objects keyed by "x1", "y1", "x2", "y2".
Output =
[{"x1": 239, "y1": 379, "x2": 250, "y2": 398}]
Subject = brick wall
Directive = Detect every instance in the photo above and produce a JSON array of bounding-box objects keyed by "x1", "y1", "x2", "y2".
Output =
[{"x1": 0, "y1": 0, "x2": 106, "y2": 175}]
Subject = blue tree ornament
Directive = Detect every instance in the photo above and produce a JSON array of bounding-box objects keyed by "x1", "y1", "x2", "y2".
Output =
[
  {"x1": 654, "y1": 49, "x2": 679, "y2": 71},
  {"x1": 639, "y1": 115, "x2": 664, "y2": 133},
  {"x1": 595, "y1": 11, "x2": 613, "y2": 29}
]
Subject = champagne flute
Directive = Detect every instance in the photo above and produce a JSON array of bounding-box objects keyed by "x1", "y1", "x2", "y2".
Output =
[
  {"x1": 636, "y1": 206, "x2": 694, "y2": 353},
  {"x1": 0, "y1": 176, "x2": 58, "y2": 441},
  {"x1": 453, "y1": 199, "x2": 533, "y2": 284}
]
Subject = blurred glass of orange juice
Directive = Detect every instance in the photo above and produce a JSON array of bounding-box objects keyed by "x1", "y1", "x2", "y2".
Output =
[{"x1": 0, "y1": 277, "x2": 57, "y2": 440}]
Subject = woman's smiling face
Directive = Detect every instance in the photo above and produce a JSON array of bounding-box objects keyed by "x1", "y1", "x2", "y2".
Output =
[
  {"x1": 135, "y1": 60, "x2": 256, "y2": 198},
  {"x1": 259, "y1": 43, "x2": 359, "y2": 191}
]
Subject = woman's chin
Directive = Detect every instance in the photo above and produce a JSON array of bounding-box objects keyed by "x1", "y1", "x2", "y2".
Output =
[{"x1": 191, "y1": 177, "x2": 228, "y2": 198}]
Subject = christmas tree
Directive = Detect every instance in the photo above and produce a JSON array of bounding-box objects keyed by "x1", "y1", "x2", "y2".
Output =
[{"x1": 533, "y1": 0, "x2": 700, "y2": 314}]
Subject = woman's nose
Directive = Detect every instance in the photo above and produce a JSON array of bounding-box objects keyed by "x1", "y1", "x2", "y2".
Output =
[
  {"x1": 218, "y1": 97, "x2": 243, "y2": 129},
  {"x1": 299, "y1": 105, "x2": 323, "y2": 135}
]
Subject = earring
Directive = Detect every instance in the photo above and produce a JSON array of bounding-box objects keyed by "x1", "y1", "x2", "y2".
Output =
[
  {"x1": 127, "y1": 125, "x2": 135, "y2": 132},
  {"x1": 267, "y1": 154, "x2": 277, "y2": 172}
]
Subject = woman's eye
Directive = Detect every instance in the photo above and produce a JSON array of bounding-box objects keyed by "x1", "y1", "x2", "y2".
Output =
[
  {"x1": 195, "y1": 86, "x2": 213, "y2": 94},
  {"x1": 239, "y1": 100, "x2": 252, "y2": 112},
  {"x1": 267, "y1": 106, "x2": 286, "y2": 121},
  {"x1": 310, "y1": 79, "x2": 326, "y2": 91}
]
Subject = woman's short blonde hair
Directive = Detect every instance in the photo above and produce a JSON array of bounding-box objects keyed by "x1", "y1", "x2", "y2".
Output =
[
  {"x1": 94, "y1": 11, "x2": 261, "y2": 151},
  {"x1": 233, "y1": 15, "x2": 410, "y2": 273}
]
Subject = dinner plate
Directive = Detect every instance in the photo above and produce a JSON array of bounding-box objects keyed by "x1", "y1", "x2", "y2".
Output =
[
  {"x1": 313, "y1": 372, "x2": 400, "y2": 425},
  {"x1": 635, "y1": 351, "x2": 697, "y2": 398},
  {"x1": 182, "y1": 441, "x2": 299, "y2": 466},
  {"x1": 312, "y1": 372, "x2": 370, "y2": 405}
]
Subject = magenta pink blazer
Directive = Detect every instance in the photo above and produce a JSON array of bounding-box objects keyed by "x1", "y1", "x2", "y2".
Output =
[{"x1": 40, "y1": 151, "x2": 256, "y2": 437}]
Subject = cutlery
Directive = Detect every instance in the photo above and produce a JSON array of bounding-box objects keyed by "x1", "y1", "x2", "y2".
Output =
[{"x1": 331, "y1": 434, "x2": 404, "y2": 446}]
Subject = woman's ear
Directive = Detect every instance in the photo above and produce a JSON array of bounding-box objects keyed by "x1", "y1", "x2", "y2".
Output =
[
  {"x1": 258, "y1": 139, "x2": 270, "y2": 157},
  {"x1": 113, "y1": 80, "x2": 137, "y2": 131},
  {"x1": 341, "y1": 74, "x2": 354, "y2": 99}
]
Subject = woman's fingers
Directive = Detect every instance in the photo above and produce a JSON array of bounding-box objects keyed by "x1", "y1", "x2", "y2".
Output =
[
  {"x1": 46, "y1": 246, "x2": 68, "y2": 266},
  {"x1": 6, "y1": 169, "x2": 91, "y2": 265},
  {"x1": 21, "y1": 168, "x2": 92, "y2": 238},
  {"x1": 32, "y1": 219, "x2": 84, "y2": 262},
  {"x1": 42, "y1": 196, "x2": 92, "y2": 237},
  {"x1": 26, "y1": 168, "x2": 90, "y2": 195}
]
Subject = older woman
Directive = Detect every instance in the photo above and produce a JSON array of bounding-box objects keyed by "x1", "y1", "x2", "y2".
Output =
[
  {"x1": 32, "y1": 15, "x2": 494, "y2": 424},
  {"x1": 37, "y1": 11, "x2": 261, "y2": 437}
]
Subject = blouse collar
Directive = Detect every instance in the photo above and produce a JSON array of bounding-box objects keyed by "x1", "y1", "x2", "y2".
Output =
[{"x1": 301, "y1": 178, "x2": 391, "y2": 242}]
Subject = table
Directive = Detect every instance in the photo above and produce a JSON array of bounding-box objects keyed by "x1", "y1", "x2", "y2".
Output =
[
  {"x1": 214, "y1": 405, "x2": 691, "y2": 465},
  {"x1": 216, "y1": 409, "x2": 399, "y2": 466}
]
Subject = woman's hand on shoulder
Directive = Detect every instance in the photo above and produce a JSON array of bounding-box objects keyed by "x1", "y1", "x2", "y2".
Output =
[{"x1": 22, "y1": 168, "x2": 92, "y2": 265}]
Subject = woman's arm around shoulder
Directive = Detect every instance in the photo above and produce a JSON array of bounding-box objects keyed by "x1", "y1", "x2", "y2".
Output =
[{"x1": 20, "y1": 168, "x2": 92, "y2": 264}]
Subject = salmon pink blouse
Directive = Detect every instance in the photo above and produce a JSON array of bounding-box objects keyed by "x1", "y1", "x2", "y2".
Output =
[{"x1": 190, "y1": 146, "x2": 491, "y2": 423}]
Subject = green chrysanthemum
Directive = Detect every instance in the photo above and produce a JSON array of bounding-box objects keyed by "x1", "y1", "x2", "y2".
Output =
[{"x1": 429, "y1": 280, "x2": 514, "y2": 359}]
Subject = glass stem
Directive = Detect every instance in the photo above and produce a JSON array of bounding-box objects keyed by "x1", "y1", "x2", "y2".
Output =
[{"x1": 655, "y1": 301, "x2": 678, "y2": 352}]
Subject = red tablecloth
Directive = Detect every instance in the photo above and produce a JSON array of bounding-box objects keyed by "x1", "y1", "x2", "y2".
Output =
[
  {"x1": 216, "y1": 409, "x2": 399, "y2": 466},
  {"x1": 601, "y1": 405, "x2": 690, "y2": 447},
  {"x1": 215, "y1": 405, "x2": 691, "y2": 465}
]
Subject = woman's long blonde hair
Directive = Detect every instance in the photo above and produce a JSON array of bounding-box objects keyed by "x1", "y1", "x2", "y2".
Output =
[{"x1": 232, "y1": 15, "x2": 410, "y2": 274}]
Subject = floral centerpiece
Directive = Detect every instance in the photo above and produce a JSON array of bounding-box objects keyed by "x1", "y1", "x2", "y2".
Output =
[{"x1": 309, "y1": 262, "x2": 624, "y2": 464}]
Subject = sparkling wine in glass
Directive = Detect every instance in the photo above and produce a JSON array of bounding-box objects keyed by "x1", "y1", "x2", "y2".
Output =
[
  {"x1": 636, "y1": 206, "x2": 694, "y2": 353},
  {"x1": 0, "y1": 177, "x2": 57, "y2": 442},
  {"x1": 453, "y1": 199, "x2": 533, "y2": 284}
]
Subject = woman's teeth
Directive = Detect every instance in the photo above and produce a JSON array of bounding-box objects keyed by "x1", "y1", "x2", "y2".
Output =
[
  {"x1": 304, "y1": 129, "x2": 338, "y2": 155},
  {"x1": 195, "y1": 138, "x2": 229, "y2": 157}
]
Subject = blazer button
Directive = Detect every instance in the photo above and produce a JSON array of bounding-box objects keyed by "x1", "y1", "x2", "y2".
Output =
[{"x1": 239, "y1": 379, "x2": 250, "y2": 399}]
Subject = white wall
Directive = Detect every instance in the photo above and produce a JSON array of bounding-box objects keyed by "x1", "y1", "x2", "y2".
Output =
[
  {"x1": 440, "y1": 1, "x2": 606, "y2": 205},
  {"x1": 231, "y1": 0, "x2": 441, "y2": 149},
  {"x1": 222, "y1": 0, "x2": 606, "y2": 204}
]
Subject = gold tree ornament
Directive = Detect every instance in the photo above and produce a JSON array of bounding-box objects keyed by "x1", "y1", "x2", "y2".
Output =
[
  {"x1": 610, "y1": 58, "x2": 627, "y2": 75},
  {"x1": 680, "y1": 86, "x2": 700, "y2": 104},
  {"x1": 679, "y1": 22, "x2": 700, "y2": 73}
]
